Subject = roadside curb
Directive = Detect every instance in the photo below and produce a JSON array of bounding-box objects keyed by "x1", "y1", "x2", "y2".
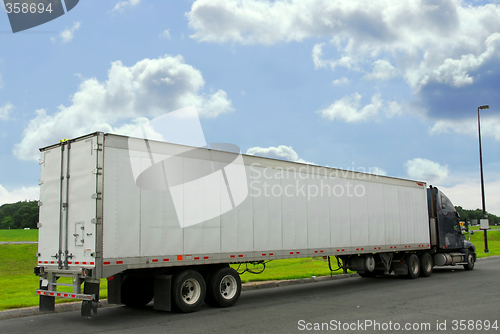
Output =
[
  {"x1": 0, "y1": 273, "x2": 359, "y2": 320},
  {"x1": 241, "y1": 273, "x2": 359, "y2": 291},
  {"x1": 1, "y1": 256, "x2": 499, "y2": 321}
]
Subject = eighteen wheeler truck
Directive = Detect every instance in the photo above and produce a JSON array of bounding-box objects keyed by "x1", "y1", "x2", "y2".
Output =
[{"x1": 34, "y1": 132, "x2": 476, "y2": 318}]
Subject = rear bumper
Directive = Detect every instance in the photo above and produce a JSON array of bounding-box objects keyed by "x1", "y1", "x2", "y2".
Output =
[{"x1": 36, "y1": 290, "x2": 95, "y2": 301}]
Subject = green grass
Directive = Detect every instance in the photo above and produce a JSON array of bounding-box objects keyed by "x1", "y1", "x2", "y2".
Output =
[
  {"x1": 468, "y1": 229, "x2": 500, "y2": 258},
  {"x1": 233, "y1": 257, "x2": 353, "y2": 283},
  {"x1": 0, "y1": 229, "x2": 498, "y2": 311},
  {"x1": 0, "y1": 229, "x2": 38, "y2": 242}
]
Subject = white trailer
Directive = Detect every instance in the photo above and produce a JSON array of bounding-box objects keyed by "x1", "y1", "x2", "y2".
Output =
[{"x1": 35, "y1": 132, "x2": 475, "y2": 317}]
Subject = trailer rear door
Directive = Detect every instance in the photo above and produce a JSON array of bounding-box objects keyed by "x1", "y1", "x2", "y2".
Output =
[{"x1": 38, "y1": 134, "x2": 101, "y2": 270}]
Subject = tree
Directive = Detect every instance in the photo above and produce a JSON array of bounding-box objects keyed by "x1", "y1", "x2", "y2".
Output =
[{"x1": 0, "y1": 216, "x2": 14, "y2": 229}]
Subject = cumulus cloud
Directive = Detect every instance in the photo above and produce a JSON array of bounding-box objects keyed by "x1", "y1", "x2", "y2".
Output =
[
  {"x1": 60, "y1": 22, "x2": 81, "y2": 43},
  {"x1": 246, "y1": 145, "x2": 314, "y2": 164},
  {"x1": 430, "y1": 115, "x2": 500, "y2": 141},
  {"x1": 440, "y1": 179, "x2": 500, "y2": 216},
  {"x1": 332, "y1": 77, "x2": 349, "y2": 86},
  {"x1": 405, "y1": 158, "x2": 449, "y2": 184},
  {"x1": 14, "y1": 55, "x2": 233, "y2": 161},
  {"x1": 188, "y1": 0, "x2": 500, "y2": 123},
  {"x1": 0, "y1": 102, "x2": 13, "y2": 121},
  {"x1": 161, "y1": 29, "x2": 172, "y2": 39},
  {"x1": 317, "y1": 93, "x2": 386, "y2": 122},
  {"x1": 312, "y1": 43, "x2": 357, "y2": 71},
  {"x1": 113, "y1": 0, "x2": 141, "y2": 12},
  {"x1": 0, "y1": 184, "x2": 39, "y2": 206},
  {"x1": 364, "y1": 60, "x2": 398, "y2": 80}
]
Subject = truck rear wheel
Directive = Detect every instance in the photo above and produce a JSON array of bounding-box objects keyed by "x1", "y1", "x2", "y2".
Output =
[
  {"x1": 405, "y1": 254, "x2": 420, "y2": 279},
  {"x1": 418, "y1": 253, "x2": 433, "y2": 277},
  {"x1": 205, "y1": 267, "x2": 241, "y2": 307},
  {"x1": 463, "y1": 249, "x2": 475, "y2": 270},
  {"x1": 172, "y1": 270, "x2": 206, "y2": 313},
  {"x1": 121, "y1": 276, "x2": 154, "y2": 307}
]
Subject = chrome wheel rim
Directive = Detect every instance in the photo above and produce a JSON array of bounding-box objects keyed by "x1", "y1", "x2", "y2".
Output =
[
  {"x1": 219, "y1": 275, "x2": 238, "y2": 300},
  {"x1": 181, "y1": 278, "x2": 201, "y2": 305}
]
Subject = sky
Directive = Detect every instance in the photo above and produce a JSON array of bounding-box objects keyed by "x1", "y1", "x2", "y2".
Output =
[{"x1": 0, "y1": 0, "x2": 499, "y2": 216}]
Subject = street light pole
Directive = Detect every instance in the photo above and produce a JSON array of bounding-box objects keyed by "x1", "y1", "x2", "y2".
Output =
[{"x1": 477, "y1": 104, "x2": 489, "y2": 253}]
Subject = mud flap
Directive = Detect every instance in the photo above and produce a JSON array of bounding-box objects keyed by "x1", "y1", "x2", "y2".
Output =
[
  {"x1": 39, "y1": 279, "x2": 55, "y2": 312},
  {"x1": 153, "y1": 275, "x2": 172, "y2": 312},
  {"x1": 107, "y1": 274, "x2": 122, "y2": 305},
  {"x1": 81, "y1": 282, "x2": 100, "y2": 318}
]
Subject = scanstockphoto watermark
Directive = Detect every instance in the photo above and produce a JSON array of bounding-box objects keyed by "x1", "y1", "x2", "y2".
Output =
[
  {"x1": 250, "y1": 179, "x2": 366, "y2": 200},
  {"x1": 249, "y1": 163, "x2": 383, "y2": 181},
  {"x1": 249, "y1": 163, "x2": 382, "y2": 200}
]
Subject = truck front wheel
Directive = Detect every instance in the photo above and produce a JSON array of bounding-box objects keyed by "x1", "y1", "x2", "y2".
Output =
[
  {"x1": 463, "y1": 249, "x2": 475, "y2": 270},
  {"x1": 205, "y1": 267, "x2": 241, "y2": 307},
  {"x1": 405, "y1": 254, "x2": 420, "y2": 279},
  {"x1": 172, "y1": 270, "x2": 206, "y2": 313}
]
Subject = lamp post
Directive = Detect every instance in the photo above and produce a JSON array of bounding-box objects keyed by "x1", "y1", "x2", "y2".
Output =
[{"x1": 477, "y1": 104, "x2": 489, "y2": 253}]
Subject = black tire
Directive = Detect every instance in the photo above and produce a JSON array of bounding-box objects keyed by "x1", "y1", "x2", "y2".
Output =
[
  {"x1": 463, "y1": 249, "x2": 475, "y2": 270},
  {"x1": 121, "y1": 276, "x2": 154, "y2": 308},
  {"x1": 418, "y1": 253, "x2": 433, "y2": 277},
  {"x1": 405, "y1": 254, "x2": 420, "y2": 279},
  {"x1": 172, "y1": 270, "x2": 206, "y2": 313},
  {"x1": 205, "y1": 267, "x2": 242, "y2": 307}
]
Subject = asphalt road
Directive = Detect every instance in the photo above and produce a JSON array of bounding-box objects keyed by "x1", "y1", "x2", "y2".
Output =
[{"x1": 2, "y1": 258, "x2": 500, "y2": 334}]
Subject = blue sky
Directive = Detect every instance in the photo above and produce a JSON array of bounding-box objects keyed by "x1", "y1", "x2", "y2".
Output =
[{"x1": 0, "y1": 0, "x2": 499, "y2": 215}]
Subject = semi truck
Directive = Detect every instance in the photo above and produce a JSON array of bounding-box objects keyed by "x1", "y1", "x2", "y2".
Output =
[{"x1": 34, "y1": 132, "x2": 476, "y2": 318}]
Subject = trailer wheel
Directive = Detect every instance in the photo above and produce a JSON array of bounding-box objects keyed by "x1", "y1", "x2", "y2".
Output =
[
  {"x1": 205, "y1": 267, "x2": 241, "y2": 307},
  {"x1": 418, "y1": 253, "x2": 433, "y2": 277},
  {"x1": 121, "y1": 276, "x2": 154, "y2": 307},
  {"x1": 463, "y1": 249, "x2": 475, "y2": 270},
  {"x1": 405, "y1": 254, "x2": 420, "y2": 279},
  {"x1": 172, "y1": 270, "x2": 206, "y2": 313}
]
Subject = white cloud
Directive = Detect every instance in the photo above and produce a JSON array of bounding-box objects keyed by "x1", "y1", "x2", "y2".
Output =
[
  {"x1": 60, "y1": 22, "x2": 81, "y2": 43},
  {"x1": 113, "y1": 0, "x2": 141, "y2": 12},
  {"x1": 317, "y1": 93, "x2": 383, "y2": 123},
  {"x1": 188, "y1": 0, "x2": 500, "y2": 124},
  {"x1": 364, "y1": 60, "x2": 398, "y2": 80},
  {"x1": 161, "y1": 29, "x2": 171, "y2": 39},
  {"x1": 246, "y1": 145, "x2": 314, "y2": 164},
  {"x1": 312, "y1": 43, "x2": 357, "y2": 71},
  {"x1": 405, "y1": 158, "x2": 449, "y2": 184},
  {"x1": 0, "y1": 102, "x2": 13, "y2": 121},
  {"x1": 332, "y1": 77, "x2": 349, "y2": 86},
  {"x1": 14, "y1": 55, "x2": 234, "y2": 161},
  {"x1": 0, "y1": 184, "x2": 39, "y2": 206},
  {"x1": 430, "y1": 115, "x2": 500, "y2": 141},
  {"x1": 440, "y1": 179, "x2": 500, "y2": 217}
]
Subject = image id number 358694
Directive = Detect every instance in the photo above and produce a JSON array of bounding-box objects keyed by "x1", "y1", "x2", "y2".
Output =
[
  {"x1": 451, "y1": 320, "x2": 498, "y2": 331},
  {"x1": 5, "y1": 2, "x2": 53, "y2": 14}
]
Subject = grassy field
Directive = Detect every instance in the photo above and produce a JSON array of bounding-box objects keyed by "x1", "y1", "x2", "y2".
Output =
[
  {"x1": 0, "y1": 229, "x2": 498, "y2": 311},
  {"x1": 0, "y1": 229, "x2": 38, "y2": 242}
]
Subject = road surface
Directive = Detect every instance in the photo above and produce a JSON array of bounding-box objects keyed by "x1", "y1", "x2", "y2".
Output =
[{"x1": 1, "y1": 257, "x2": 499, "y2": 333}]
